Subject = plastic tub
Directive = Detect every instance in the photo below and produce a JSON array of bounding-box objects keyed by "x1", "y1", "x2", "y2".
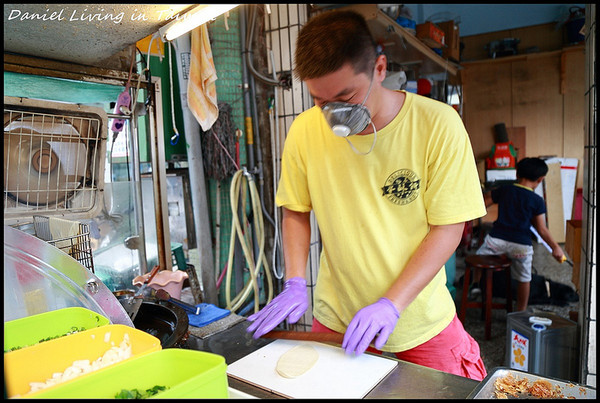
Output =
[
  {"x1": 4, "y1": 307, "x2": 110, "y2": 352},
  {"x1": 28, "y1": 349, "x2": 229, "y2": 399},
  {"x1": 4, "y1": 324, "x2": 161, "y2": 398},
  {"x1": 133, "y1": 270, "x2": 188, "y2": 299}
]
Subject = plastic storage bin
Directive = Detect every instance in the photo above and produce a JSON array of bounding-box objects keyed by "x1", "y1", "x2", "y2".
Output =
[
  {"x1": 4, "y1": 307, "x2": 110, "y2": 352},
  {"x1": 29, "y1": 349, "x2": 229, "y2": 399},
  {"x1": 505, "y1": 311, "x2": 579, "y2": 382},
  {"x1": 4, "y1": 324, "x2": 161, "y2": 398}
]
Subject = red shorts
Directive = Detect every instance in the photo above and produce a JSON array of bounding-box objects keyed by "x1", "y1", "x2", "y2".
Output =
[{"x1": 312, "y1": 314, "x2": 487, "y2": 381}]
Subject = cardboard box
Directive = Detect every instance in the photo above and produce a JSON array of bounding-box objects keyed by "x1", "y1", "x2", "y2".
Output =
[
  {"x1": 565, "y1": 220, "x2": 582, "y2": 262},
  {"x1": 438, "y1": 20, "x2": 460, "y2": 61},
  {"x1": 416, "y1": 22, "x2": 445, "y2": 48}
]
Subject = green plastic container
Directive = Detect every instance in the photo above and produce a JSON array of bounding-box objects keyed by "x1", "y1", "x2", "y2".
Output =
[
  {"x1": 4, "y1": 307, "x2": 110, "y2": 352},
  {"x1": 171, "y1": 242, "x2": 186, "y2": 271},
  {"x1": 5, "y1": 324, "x2": 161, "y2": 398},
  {"x1": 29, "y1": 349, "x2": 229, "y2": 399}
]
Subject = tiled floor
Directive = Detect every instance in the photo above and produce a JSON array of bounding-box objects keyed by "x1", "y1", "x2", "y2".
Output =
[{"x1": 454, "y1": 241, "x2": 580, "y2": 373}]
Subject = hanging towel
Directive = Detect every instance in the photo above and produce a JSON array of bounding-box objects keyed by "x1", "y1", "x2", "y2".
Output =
[{"x1": 188, "y1": 24, "x2": 219, "y2": 131}]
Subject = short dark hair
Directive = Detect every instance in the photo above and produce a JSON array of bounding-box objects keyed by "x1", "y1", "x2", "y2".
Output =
[
  {"x1": 294, "y1": 10, "x2": 378, "y2": 80},
  {"x1": 516, "y1": 157, "x2": 549, "y2": 181}
]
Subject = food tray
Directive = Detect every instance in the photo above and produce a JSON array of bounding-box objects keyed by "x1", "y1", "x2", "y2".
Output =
[
  {"x1": 4, "y1": 324, "x2": 161, "y2": 398},
  {"x1": 468, "y1": 367, "x2": 596, "y2": 399},
  {"x1": 4, "y1": 307, "x2": 110, "y2": 352},
  {"x1": 28, "y1": 349, "x2": 229, "y2": 399}
]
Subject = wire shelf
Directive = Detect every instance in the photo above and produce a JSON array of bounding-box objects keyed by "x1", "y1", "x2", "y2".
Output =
[{"x1": 32, "y1": 215, "x2": 95, "y2": 273}]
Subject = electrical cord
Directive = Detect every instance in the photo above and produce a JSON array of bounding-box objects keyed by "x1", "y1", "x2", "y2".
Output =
[
  {"x1": 268, "y1": 100, "x2": 283, "y2": 280},
  {"x1": 147, "y1": 32, "x2": 163, "y2": 63},
  {"x1": 131, "y1": 47, "x2": 147, "y2": 110},
  {"x1": 246, "y1": 5, "x2": 281, "y2": 87},
  {"x1": 225, "y1": 168, "x2": 274, "y2": 314},
  {"x1": 268, "y1": 49, "x2": 284, "y2": 280},
  {"x1": 168, "y1": 41, "x2": 180, "y2": 146}
]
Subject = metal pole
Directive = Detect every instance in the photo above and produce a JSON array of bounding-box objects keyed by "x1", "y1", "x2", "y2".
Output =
[
  {"x1": 239, "y1": 5, "x2": 255, "y2": 170},
  {"x1": 173, "y1": 35, "x2": 218, "y2": 304},
  {"x1": 127, "y1": 99, "x2": 148, "y2": 275},
  {"x1": 147, "y1": 78, "x2": 171, "y2": 272}
]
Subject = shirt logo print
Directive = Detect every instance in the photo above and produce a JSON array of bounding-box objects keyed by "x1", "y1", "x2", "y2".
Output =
[{"x1": 381, "y1": 169, "x2": 420, "y2": 205}]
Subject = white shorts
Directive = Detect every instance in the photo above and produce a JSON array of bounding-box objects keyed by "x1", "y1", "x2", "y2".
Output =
[{"x1": 476, "y1": 234, "x2": 533, "y2": 282}]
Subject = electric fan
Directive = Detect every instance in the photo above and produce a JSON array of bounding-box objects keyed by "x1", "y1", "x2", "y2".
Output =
[{"x1": 3, "y1": 96, "x2": 108, "y2": 225}]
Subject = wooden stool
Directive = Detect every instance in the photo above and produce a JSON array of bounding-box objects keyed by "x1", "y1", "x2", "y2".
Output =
[{"x1": 459, "y1": 254, "x2": 513, "y2": 340}]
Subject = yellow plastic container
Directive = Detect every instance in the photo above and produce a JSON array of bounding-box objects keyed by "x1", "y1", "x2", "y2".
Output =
[
  {"x1": 4, "y1": 307, "x2": 110, "y2": 352},
  {"x1": 28, "y1": 349, "x2": 229, "y2": 399},
  {"x1": 4, "y1": 324, "x2": 161, "y2": 398}
]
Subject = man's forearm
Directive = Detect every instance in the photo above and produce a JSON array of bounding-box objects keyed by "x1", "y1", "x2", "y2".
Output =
[
  {"x1": 384, "y1": 222, "x2": 464, "y2": 313},
  {"x1": 281, "y1": 208, "x2": 312, "y2": 279}
]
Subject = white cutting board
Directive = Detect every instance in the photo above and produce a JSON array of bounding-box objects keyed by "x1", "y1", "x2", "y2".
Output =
[{"x1": 227, "y1": 339, "x2": 397, "y2": 398}]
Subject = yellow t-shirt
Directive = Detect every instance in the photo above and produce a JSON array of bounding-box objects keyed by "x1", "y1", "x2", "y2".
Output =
[{"x1": 276, "y1": 91, "x2": 486, "y2": 351}]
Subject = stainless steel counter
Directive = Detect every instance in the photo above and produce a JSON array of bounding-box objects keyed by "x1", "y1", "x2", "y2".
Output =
[{"x1": 183, "y1": 321, "x2": 479, "y2": 399}]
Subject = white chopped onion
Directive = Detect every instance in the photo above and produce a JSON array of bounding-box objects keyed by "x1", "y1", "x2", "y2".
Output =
[{"x1": 29, "y1": 333, "x2": 132, "y2": 393}]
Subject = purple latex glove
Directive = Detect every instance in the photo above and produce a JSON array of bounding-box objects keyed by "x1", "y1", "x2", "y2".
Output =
[
  {"x1": 342, "y1": 297, "x2": 400, "y2": 355},
  {"x1": 246, "y1": 277, "x2": 308, "y2": 339}
]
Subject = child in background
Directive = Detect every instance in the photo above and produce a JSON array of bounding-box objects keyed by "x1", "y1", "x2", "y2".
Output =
[{"x1": 471, "y1": 157, "x2": 564, "y2": 311}]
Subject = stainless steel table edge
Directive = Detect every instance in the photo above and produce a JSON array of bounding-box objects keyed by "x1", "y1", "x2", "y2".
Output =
[{"x1": 183, "y1": 321, "x2": 479, "y2": 399}]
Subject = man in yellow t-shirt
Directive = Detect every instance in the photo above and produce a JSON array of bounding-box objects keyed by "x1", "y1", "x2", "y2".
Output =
[{"x1": 247, "y1": 10, "x2": 487, "y2": 381}]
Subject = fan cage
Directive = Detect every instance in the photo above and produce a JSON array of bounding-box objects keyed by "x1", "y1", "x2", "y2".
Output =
[
  {"x1": 3, "y1": 108, "x2": 103, "y2": 215},
  {"x1": 32, "y1": 215, "x2": 95, "y2": 273}
]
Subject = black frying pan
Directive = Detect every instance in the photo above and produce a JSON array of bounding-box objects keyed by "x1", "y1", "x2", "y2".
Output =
[{"x1": 133, "y1": 300, "x2": 189, "y2": 348}]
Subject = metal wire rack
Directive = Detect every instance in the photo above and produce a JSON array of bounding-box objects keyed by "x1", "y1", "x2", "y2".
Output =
[{"x1": 32, "y1": 215, "x2": 95, "y2": 273}]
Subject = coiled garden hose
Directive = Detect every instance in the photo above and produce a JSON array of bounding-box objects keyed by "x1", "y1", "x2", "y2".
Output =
[{"x1": 225, "y1": 168, "x2": 273, "y2": 313}]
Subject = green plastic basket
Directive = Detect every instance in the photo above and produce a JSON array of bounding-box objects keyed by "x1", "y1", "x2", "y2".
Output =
[
  {"x1": 4, "y1": 307, "x2": 110, "y2": 352},
  {"x1": 29, "y1": 349, "x2": 229, "y2": 399},
  {"x1": 5, "y1": 324, "x2": 161, "y2": 398}
]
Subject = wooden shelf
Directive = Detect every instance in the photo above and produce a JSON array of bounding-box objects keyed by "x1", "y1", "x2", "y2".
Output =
[
  {"x1": 342, "y1": 4, "x2": 459, "y2": 77},
  {"x1": 460, "y1": 44, "x2": 584, "y2": 66}
]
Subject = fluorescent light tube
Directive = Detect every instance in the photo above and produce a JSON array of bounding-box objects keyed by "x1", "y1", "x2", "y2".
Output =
[{"x1": 160, "y1": 4, "x2": 239, "y2": 41}]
